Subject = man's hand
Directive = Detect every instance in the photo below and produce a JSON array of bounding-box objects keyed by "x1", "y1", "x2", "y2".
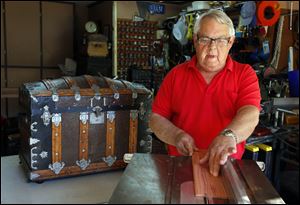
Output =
[
  {"x1": 175, "y1": 131, "x2": 198, "y2": 156},
  {"x1": 199, "y1": 135, "x2": 237, "y2": 176}
]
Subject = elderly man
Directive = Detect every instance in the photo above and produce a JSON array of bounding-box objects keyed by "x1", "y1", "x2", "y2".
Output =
[{"x1": 149, "y1": 9, "x2": 261, "y2": 176}]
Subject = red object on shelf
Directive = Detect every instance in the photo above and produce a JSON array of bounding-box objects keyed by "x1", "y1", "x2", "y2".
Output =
[
  {"x1": 252, "y1": 126, "x2": 272, "y2": 137},
  {"x1": 257, "y1": 1, "x2": 281, "y2": 26}
]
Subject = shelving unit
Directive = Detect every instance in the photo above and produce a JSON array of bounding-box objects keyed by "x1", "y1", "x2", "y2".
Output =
[
  {"x1": 117, "y1": 18, "x2": 165, "y2": 93},
  {"x1": 117, "y1": 19, "x2": 156, "y2": 79}
]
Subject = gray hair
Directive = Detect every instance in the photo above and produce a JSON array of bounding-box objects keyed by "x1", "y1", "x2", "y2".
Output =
[{"x1": 193, "y1": 9, "x2": 235, "y2": 36}]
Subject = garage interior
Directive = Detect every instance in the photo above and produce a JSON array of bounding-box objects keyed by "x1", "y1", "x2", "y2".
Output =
[{"x1": 1, "y1": 1, "x2": 299, "y2": 204}]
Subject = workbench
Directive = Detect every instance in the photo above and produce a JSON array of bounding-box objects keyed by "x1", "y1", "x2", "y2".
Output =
[
  {"x1": 1, "y1": 155, "x2": 123, "y2": 204},
  {"x1": 109, "y1": 153, "x2": 285, "y2": 204}
]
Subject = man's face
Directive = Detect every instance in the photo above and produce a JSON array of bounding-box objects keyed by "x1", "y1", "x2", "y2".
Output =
[{"x1": 193, "y1": 17, "x2": 235, "y2": 73}]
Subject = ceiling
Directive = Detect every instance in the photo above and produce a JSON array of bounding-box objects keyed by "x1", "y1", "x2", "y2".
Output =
[
  {"x1": 64, "y1": 1, "x2": 188, "y2": 6},
  {"x1": 63, "y1": 1, "x2": 97, "y2": 6},
  {"x1": 158, "y1": 1, "x2": 187, "y2": 5}
]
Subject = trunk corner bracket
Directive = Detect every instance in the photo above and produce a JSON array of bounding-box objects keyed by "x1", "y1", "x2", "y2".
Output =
[
  {"x1": 102, "y1": 155, "x2": 117, "y2": 167},
  {"x1": 76, "y1": 158, "x2": 91, "y2": 170},
  {"x1": 49, "y1": 161, "x2": 65, "y2": 175}
]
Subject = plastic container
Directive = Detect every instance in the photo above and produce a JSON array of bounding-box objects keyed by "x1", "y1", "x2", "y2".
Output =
[
  {"x1": 288, "y1": 70, "x2": 299, "y2": 97},
  {"x1": 192, "y1": 1, "x2": 210, "y2": 10}
]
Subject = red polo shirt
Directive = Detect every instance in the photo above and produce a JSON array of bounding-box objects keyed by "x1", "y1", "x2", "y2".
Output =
[{"x1": 152, "y1": 55, "x2": 261, "y2": 159}]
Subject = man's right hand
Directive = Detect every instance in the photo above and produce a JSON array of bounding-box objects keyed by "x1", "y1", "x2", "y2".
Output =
[{"x1": 175, "y1": 131, "x2": 198, "y2": 156}]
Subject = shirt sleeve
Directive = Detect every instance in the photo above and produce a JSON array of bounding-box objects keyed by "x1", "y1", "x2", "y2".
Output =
[
  {"x1": 236, "y1": 65, "x2": 262, "y2": 111},
  {"x1": 151, "y1": 69, "x2": 175, "y2": 119}
]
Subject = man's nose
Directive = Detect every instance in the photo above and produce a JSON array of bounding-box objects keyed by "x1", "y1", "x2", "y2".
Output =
[{"x1": 208, "y1": 40, "x2": 217, "y2": 48}]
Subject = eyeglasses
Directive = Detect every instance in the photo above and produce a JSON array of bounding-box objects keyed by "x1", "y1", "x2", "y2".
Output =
[{"x1": 197, "y1": 35, "x2": 231, "y2": 47}]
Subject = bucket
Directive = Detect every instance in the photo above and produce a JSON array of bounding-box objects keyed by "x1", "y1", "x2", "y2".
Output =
[{"x1": 288, "y1": 70, "x2": 299, "y2": 97}]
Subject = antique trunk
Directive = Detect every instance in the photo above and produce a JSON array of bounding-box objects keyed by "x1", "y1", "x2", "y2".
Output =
[{"x1": 18, "y1": 75, "x2": 153, "y2": 182}]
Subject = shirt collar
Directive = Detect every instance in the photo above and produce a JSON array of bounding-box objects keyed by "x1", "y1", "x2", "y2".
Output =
[{"x1": 187, "y1": 55, "x2": 233, "y2": 72}]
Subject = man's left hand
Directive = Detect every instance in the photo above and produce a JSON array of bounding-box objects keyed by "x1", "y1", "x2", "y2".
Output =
[{"x1": 199, "y1": 135, "x2": 237, "y2": 176}]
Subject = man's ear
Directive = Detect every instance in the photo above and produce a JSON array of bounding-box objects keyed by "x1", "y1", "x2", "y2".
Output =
[
  {"x1": 228, "y1": 36, "x2": 235, "y2": 48},
  {"x1": 193, "y1": 34, "x2": 198, "y2": 47},
  {"x1": 230, "y1": 36, "x2": 235, "y2": 44}
]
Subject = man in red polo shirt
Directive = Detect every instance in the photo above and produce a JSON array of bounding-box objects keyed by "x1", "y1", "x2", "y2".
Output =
[{"x1": 149, "y1": 9, "x2": 261, "y2": 176}]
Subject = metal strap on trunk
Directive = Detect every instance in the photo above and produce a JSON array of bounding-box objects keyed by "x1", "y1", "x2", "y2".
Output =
[
  {"x1": 84, "y1": 75, "x2": 101, "y2": 100},
  {"x1": 76, "y1": 112, "x2": 91, "y2": 170},
  {"x1": 118, "y1": 79, "x2": 128, "y2": 88},
  {"x1": 102, "y1": 77, "x2": 120, "y2": 100},
  {"x1": 84, "y1": 75, "x2": 98, "y2": 87},
  {"x1": 49, "y1": 113, "x2": 65, "y2": 174},
  {"x1": 97, "y1": 72, "x2": 110, "y2": 87},
  {"x1": 124, "y1": 81, "x2": 138, "y2": 100},
  {"x1": 62, "y1": 76, "x2": 81, "y2": 101},
  {"x1": 41, "y1": 79, "x2": 52, "y2": 90},
  {"x1": 42, "y1": 79, "x2": 59, "y2": 102},
  {"x1": 103, "y1": 111, "x2": 117, "y2": 166},
  {"x1": 62, "y1": 76, "x2": 74, "y2": 87},
  {"x1": 129, "y1": 110, "x2": 138, "y2": 153}
]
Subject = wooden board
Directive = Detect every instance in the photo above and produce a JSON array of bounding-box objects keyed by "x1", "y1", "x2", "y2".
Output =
[
  {"x1": 42, "y1": 2, "x2": 73, "y2": 67},
  {"x1": 192, "y1": 150, "x2": 228, "y2": 199},
  {"x1": 5, "y1": 1, "x2": 40, "y2": 66},
  {"x1": 1, "y1": 1, "x2": 4, "y2": 66}
]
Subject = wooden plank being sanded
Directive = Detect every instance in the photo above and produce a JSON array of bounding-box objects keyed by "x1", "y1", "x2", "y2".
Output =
[{"x1": 192, "y1": 150, "x2": 228, "y2": 199}]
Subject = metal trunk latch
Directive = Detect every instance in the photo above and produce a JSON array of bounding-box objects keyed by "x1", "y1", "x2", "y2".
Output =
[
  {"x1": 52, "y1": 113, "x2": 61, "y2": 127},
  {"x1": 71, "y1": 85, "x2": 81, "y2": 101},
  {"x1": 41, "y1": 105, "x2": 51, "y2": 126},
  {"x1": 92, "y1": 106, "x2": 103, "y2": 117}
]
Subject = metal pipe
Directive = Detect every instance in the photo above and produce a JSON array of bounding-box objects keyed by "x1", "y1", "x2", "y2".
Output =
[
  {"x1": 280, "y1": 112, "x2": 285, "y2": 126},
  {"x1": 112, "y1": 1, "x2": 118, "y2": 77},
  {"x1": 290, "y1": 1, "x2": 293, "y2": 30},
  {"x1": 274, "y1": 111, "x2": 279, "y2": 127},
  {"x1": 277, "y1": 108, "x2": 298, "y2": 115}
]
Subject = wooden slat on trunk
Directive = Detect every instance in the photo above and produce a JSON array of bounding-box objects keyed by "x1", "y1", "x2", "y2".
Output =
[
  {"x1": 79, "y1": 117, "x2": 89, "y2": 160},
  {"x1": 106, "y1": 112, "x2": 116, "y2": 156},
  {"x1": 129, "y1": 110, "x2": 138, "y2": 153},
  {"x1": 52, "y1": 118, "x2": 62, "y2": 163}
]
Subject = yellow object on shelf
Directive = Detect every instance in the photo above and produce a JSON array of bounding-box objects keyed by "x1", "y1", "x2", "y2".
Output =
[
  {"x1": 245, "y1": 144, "x2": 259, "y2": 152},
  {"x1": 257, "y1": 144, "x2": 272, "y2": 152},
  {"x1": 285, "y1": 114, "x2": 299, "y2": 125},
  {"x1": 87, "y1": 41, "x2": 108, "y2": 57}
]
